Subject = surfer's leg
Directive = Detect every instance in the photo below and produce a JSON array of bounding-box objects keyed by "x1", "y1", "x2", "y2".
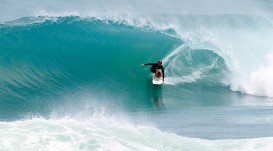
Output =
[
  {"x1": 157, "y1": 71, "x2": 161, "y2": 77},
  {"x1": 155, "y1": 69, "x2": 159, "y2": 77}
]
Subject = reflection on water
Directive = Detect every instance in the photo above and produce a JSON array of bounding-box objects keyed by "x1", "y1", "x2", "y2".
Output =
[{"x1": 150, "y1": 84, "x2": 164, "y2": 110}]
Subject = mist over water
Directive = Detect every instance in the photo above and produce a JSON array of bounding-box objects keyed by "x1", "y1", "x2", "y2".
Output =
[{"x1": 1, "y1": 0, "x2": 273, "y2": 23}]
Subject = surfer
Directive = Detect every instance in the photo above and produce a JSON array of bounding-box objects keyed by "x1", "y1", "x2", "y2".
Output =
[{"x1": 141, "y1": 61, "x2": 165, "y2": 81}]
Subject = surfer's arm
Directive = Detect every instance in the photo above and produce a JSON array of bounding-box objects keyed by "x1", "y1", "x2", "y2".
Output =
[
  {"x1": 140, "y1": 63, "x2": 154, "y2": 66},
  {"x1": 162, "y1": 67, "x2": 165, "y2": 80}
]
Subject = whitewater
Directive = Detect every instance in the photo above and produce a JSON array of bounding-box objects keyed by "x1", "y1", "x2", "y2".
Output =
[{"x1": 1, "y1": 0, "x2": 273, "y2": 150}]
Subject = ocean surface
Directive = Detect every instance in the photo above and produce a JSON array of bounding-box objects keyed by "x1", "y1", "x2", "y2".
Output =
[{"x1": 1, "y1": 0, "x2": 273, "y2": 150}]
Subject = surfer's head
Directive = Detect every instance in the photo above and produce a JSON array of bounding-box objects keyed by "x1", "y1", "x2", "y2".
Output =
[{"x1": 157, "y1": 61, "x2": 162, "y2": 66}]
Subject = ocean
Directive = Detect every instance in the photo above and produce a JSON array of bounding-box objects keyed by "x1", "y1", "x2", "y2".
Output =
[{"x1": 1, "y1": 0, "x2": 273, "y2": 150}]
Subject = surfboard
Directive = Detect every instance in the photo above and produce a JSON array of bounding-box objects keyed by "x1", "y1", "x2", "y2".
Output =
[{"x1": 152, "y1": 70, "x2": 163, "y2": 85}]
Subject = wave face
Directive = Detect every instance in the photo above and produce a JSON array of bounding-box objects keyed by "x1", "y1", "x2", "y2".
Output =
[
  {"x1": 0, "y1": 17, "x2": 185, "y2": 118},
  {"x1": 0, "y1": 16, "x2": 233, "y2": 118}
]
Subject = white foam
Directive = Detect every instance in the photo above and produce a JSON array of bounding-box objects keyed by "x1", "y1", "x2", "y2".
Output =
[
  {"x1": 235, "y1": 52, "x2": 273, "y2": 97},
  {"x1": 164, "y1": 71, "x2": 202, "y2": 85},
  {"x1": 1, "y1": 117, "x2": 273, "y2": 151}
]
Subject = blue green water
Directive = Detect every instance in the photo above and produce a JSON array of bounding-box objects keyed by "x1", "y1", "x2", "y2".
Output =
[{"x1": 1, "y1": 12, "x2": 273, "y2": 150}]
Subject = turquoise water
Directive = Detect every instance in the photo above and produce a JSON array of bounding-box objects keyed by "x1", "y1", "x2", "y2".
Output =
[{"x1": 1, "y1": 6, "x2": 273, "y2": 151}]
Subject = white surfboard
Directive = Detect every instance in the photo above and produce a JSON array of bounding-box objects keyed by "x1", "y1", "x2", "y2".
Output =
[{"x1": 152, "y1": 70, "x2": 163, "y2": 85}]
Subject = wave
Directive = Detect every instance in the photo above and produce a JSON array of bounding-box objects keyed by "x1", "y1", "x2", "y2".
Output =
[
  {"x1": 0, "y1": 16, "x2": 234, "y2": 116},
  {"x1": 0, "y1": 16, "x2": 182, "y2": 118},
  {"x1": 163, "y1": 44, "x2": 228, "y2": 85},
  {"x1": 1, "y1": 14, "x2": 273, "y2": 119},
  {"x1": 0, "y1": 117, "x2": 272, "y2": 151},
  {"x1": 1, "y1": 1, "x2": 273, "y2": 149}
]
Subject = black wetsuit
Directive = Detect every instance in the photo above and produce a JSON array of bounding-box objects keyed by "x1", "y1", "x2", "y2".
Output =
[{"x1": 144, "y1": 63, "x2": 164, "y2": 79}]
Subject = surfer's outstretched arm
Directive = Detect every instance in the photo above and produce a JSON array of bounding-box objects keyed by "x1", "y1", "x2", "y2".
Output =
[{"x1": 140, "y1": 63, "x2": 154, "y2": 66}]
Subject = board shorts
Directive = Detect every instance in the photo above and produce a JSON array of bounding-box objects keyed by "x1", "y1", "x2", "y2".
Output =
[{"x1": 150, "y1": 67, "x2": 156, "y2": 73}]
